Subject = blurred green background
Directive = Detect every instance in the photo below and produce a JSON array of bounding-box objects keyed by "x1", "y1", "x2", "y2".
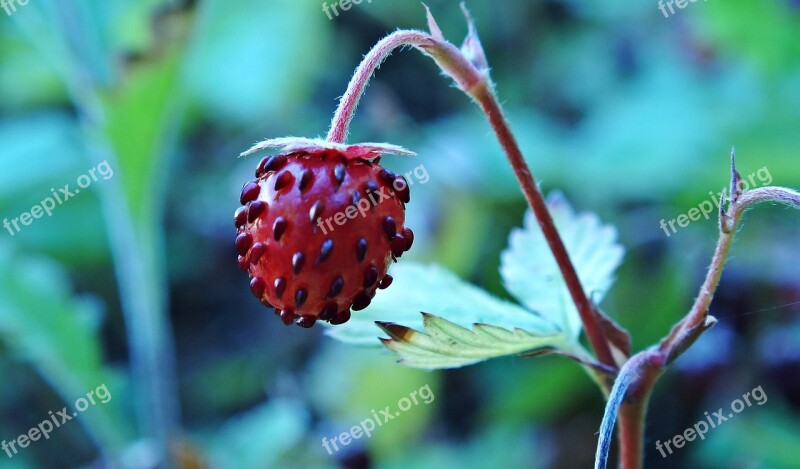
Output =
[{"x1": 1, "y1": 0, "x2": 799, "y2": 468}]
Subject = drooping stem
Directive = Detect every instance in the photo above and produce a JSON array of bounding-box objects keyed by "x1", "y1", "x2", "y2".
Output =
[
  {"x1": 327, "y1": 31, "x2": 435, "y2": 143},
  {"x1": 325, "y1": 28, "x2": 617, "y2": 370}
]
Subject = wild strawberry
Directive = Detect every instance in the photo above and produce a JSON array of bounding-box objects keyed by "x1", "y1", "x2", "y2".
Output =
[{"x1": 235, "y1": 138, "x2": 415, "y2": 328}]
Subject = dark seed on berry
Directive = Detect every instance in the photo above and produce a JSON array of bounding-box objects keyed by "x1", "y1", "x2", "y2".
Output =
[
  {"x1": 318, "y1": 239, "x2": 334, "y2": 263},
  {"x1": 264, "y1": 154, "x2": 288, "y2": 174},
  {"x1": 292, "y1": 252, "x2": 305, "y2": 275},
  {"x1": 319, "y1": 302, "x2": 338, "y2": 321},
  {"x1": 379, "y1": 169, "x2": 396, "y2": 185},
  {"x1": 273, "y1": 217, "x2": 287, "y2": 241},
  {"x1": 298, "y1": 169, "x2": 314, "y2": 193},
  {"x1": 295, "y1": 288, "x2": 308, "y2": 308},
  {"x1": 248, "y1": 200, "x2": 266, "y2": 223},
  {"x1": 395, "y1": 176, "x2": 410, "y2": 203},
  {"x1": 334, "y1": 163, "x2": 346, "y2": 187},
  {"x1": 274, "y1": 277, "x2": 286, "y2": 299},
  {"x1": 365, "y1": 181, "x2": 379, "y2": 194},
  {"x1": 279, "y1": 308, "x2": 294, "y2": 326},
  {"x1": 378, "y1": 275, "x2": 393, "y2": 289},
  {"x1": 330, "y1": 308, "x2": 351, "y2": 325},
  {"x1": 309, "y1": 200, "x2": 325, "y2": 224},
  {"x1": 352, "y1": 291, "x2": 371, "y2": 311},
  {"x1": 236, "y1": 232, "x2": 253, "y2": 255},
  {"x1": 250, "y1": 242, "x2": 266, "y2": 265},
  {"x1": 383, "y1": 216, "x2": 397, "y2": 240},
  {"x1": 356, "y1": 238, "x2": 368, "y2": 263},
  {"x1": 391, "y1": 234, "x2": 406, "y2": 257},
  {"x1": 237, "y1": 255, "x2": 249, "y2": 272},
  {"x1": 328, "y1": 276, "x2": 344, "y2": 298},
  {"x1": 297, "y1": 315, "x2": 317, "y2": 328},
  {"x1": 255, "y1": 156, "x2": 269, "y2": 177},
  {"x1": 364, "y1": 265, "x2": 379, "y2": 288},
  {"x1": 250, "y1": 277, "x2": 266, "y2": 298},
  {"x1": 351, "y1": 190, "x2": 361, "y2": 207},
  {"x1": 234, "y1": 207, "x2": 247, "y2": 228},
  {"x1": 240, "y1": 181, "x2": 260, "y2": 205},
  {"x1": 402, "y1": 227, "x2": 414, "y2": 251},
  {"x1": 274, "y1": 171, "x2": 295, "y2": 192}
]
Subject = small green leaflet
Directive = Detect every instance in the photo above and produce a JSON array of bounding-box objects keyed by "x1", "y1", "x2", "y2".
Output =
[{"x1": 378, "y1": 314, "x2": 570, "y2": 369}]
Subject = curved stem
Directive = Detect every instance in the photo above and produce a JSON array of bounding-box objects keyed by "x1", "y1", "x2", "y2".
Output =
[
  {"x1": 326, "y1": 29, "x2": 617, "y2": 370},
  {"x1": 326, "y1": 31, "x2": 434, "y2": 143}
]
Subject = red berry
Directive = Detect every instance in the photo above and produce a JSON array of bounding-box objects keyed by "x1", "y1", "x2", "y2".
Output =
[{"x1": 235, "y1": 146, "x2": 413, "y2": 327}]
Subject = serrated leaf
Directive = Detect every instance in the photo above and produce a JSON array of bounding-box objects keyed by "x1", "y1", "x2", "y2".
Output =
[
  {"x1": 325, "y1": 263, "x2": 559, "y2": 346},
  {"x1": 378, "y1": 314, "x2": 569, "y2": 369},
  {"x1": 500, "y1": 192, "x2": 624, "y2": 340}
]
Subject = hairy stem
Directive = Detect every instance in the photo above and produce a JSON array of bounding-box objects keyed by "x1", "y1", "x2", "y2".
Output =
[
  {"x1": 325, "y1": 28, "x2": 617, "y2": 370},
  {"x1": 326, "y1": 31, "x2": 434, "y2": 143}
]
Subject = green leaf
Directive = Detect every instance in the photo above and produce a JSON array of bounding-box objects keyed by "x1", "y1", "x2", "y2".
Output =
[
  {"x1": 325, "y1": 263, "x2": 559, "y2": 346},
  {"x1": 500, "y1": 192, "x2": 624, "y2": 340},
  {"x1": 378, "y1": 314, "x2": 569, "y2": 369},
  {"x1": 204, "y1": 398, "x2": 309, "y2": 469},
  {"x1": 0, "y1": 242, "x2": 132, "y2": 453}
]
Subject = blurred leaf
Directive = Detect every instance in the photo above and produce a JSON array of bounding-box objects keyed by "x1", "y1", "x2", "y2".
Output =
[
  {"x1": 204, "y1": 398, "x2": 309, "y2": 469},
  {"x1": 500, "y1": 192, "x2": 624, "y2": 340},
  {"x1": 100, "y1": 48, "x2": 182, "y2": 226},
  {"x1": 325, "y1": 263, "x2": 559, "y2": 346},
  {"x1": 699, "y1": 0, "x2": 800, "y2": 74},
  {"x1": 0, "y1": 242, "x2": 132, "y2": 453},
  {"x1": 377, "y1": 423, "x2": 549, "y2": 469},
  {"x1": 185, "y1": 0, "x2": 331, "y2": 125},
  {"x1": 692, "y1": 409, "x2": 800, "y2": 469},
  {"x1": 379, "y1": 314, "x2": 569, "y2": 369},
  {"x1": 480, "y1": 357, "x2": 595, "y2": 424},
  {"x1": 306, "y1": 341, "x2": 439, "y2": 456},
  {"x1": 0, "y1": 115, "x2": 111, "y2": 265}
]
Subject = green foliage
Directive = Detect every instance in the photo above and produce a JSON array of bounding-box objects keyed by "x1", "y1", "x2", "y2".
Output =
[
  {"x1": 329, "y1": 193, "x2": 624, "y2": 369},
  {"x1": 501, "y1": 192, "x2": 624, "y2": 340},
  {"x1": 203, "y1": 398, "x2": 310, "y2": 469},
  {"x1": 0, "y1": 243, "x2": 132, "y2": 453}
]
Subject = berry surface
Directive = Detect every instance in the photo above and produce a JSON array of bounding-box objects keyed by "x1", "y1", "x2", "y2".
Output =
[{"x1": 235, "y1": 149, "x2": 413, "y2": 328}]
